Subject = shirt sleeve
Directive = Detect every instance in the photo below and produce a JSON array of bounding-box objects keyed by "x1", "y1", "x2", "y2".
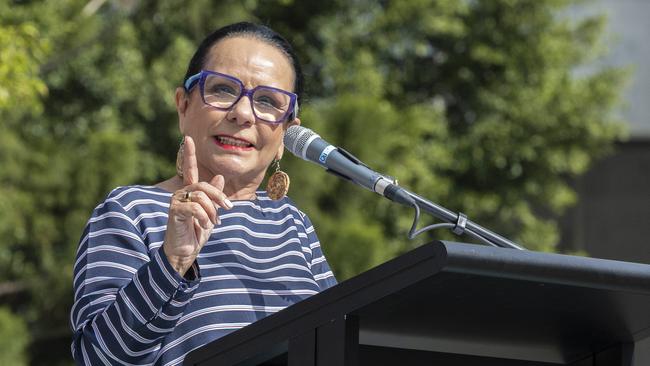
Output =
[
  {"x1": 299, "y1": 211, "x2": 337, "y2": 291},
  {"x1": 70, "y1": 190, "x2": 200, "y2": 365}
]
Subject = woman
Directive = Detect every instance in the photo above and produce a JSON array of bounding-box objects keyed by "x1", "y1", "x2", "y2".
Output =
[{"x1": 70, "y1": 22, "x2": 336, "y2": 365}]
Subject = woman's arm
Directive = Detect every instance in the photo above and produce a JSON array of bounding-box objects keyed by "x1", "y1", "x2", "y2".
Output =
[
  {"x1": 70, "y1": 192, "x2": 199, "y2": 365},
  {"x1": 298, "y1": 211, "x2": 337, "y2": 291}
]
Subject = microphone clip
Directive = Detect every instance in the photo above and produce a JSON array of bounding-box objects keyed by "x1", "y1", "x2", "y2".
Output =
[{"x1": 335, "y1": 147, "x2": 370, "y2": 169}]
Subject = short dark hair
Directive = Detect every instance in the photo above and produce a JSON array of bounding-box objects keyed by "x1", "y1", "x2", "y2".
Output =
[{"x1": 183, "y1": 22, "x2": 304, "y2": 109}]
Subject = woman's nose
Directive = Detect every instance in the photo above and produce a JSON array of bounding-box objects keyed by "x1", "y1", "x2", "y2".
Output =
[{"x1": 227, "y1": 94, "x2": 255, "y2": 125}]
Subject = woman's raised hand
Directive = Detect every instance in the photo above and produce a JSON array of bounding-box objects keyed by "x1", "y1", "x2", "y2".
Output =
[{"x1": 163, "y1": 136, "x2": 233, "y2": 276}]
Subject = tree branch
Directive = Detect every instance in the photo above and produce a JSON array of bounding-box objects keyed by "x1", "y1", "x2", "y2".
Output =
[{"x1": 0, "y1": 281, "x2": 27, "y2": 298}]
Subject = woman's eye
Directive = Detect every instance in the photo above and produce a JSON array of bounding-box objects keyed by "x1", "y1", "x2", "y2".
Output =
[
  {"x1": 255, "y1": 95, "x2": 281, "y2": 109},
  {"x1": 211, "y1": 84, "x2": 237, "y2": 95}
]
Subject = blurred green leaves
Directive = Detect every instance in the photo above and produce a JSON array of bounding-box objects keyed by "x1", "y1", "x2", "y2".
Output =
[{"x1": 0, "y1": 306, "x2": 28, "y2": 366}]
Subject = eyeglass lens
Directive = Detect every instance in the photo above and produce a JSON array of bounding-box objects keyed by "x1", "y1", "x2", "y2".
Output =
[{"x1": 203, "y1": 73, "x2": 291, "y2": 122}]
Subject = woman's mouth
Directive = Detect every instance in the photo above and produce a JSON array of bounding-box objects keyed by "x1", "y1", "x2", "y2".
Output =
[{"x1": 213, "y1": 135, "x2": 255, "y2": 150}]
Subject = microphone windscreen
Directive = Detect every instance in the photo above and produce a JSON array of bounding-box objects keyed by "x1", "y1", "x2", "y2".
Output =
[{"x1": 283, "y1": 125, "x2": 318, "y2": 159}]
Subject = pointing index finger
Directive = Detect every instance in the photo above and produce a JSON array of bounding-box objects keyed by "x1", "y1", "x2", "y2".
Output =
[{"x1": 182, "y1": 136, "x2": 199, "y2": 185}]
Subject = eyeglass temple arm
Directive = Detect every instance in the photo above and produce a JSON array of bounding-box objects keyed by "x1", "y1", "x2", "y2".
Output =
[
  {"x1": 290, "y1": 101, "x2": 299, "y2": 120},
  {"x1": 184, "y1": 72, "x2": 202, "y2": 91}
]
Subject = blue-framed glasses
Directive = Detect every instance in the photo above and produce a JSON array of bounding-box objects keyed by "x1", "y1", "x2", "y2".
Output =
[{"x1": 184, "y1": 70, "x2": 298, "y2": 124}]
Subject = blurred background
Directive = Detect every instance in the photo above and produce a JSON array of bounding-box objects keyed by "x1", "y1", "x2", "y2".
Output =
[{"x1": 0, "y1": 0, "x2": 647, "y2": 364}]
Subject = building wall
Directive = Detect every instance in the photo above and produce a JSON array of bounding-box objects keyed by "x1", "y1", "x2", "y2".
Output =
[
  {"x1": 561, "y1": 3, "x2": 649, "y2": 362},
  {"x1": 560, "y1": 0, "x2": 650, "y2": 266},
  {"x1": 560, "y1": 140, "x2": 650, "y2": 265}
]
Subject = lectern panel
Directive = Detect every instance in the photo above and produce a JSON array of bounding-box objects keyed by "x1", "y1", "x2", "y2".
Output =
[{"x1": 356, "y1": 270, "x2": 649, "y2": 363}]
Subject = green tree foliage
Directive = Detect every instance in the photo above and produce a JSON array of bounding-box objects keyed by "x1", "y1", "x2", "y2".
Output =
[
  {"x1": 0, "y1": 16, "x2": 50, "y2": 366},
  {"x1": 0, "y1": 306, "x2": 29, "y2": 365},
  {"x1": 0, "y1": 0, "x2": 625, "y2": 364}
]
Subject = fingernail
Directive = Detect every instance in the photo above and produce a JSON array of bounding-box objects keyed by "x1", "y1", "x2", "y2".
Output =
[
  {"x1": 224, "y1": 199, "x2": 233, "y2": 209},
  {"x1": 216, "y1": 217, "x2": 221, "y2": 225}
]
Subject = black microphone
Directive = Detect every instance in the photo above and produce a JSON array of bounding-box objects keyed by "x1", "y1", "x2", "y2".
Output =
[{"x1": 283, "y1": 125, "x2": 414, "y2": 207}]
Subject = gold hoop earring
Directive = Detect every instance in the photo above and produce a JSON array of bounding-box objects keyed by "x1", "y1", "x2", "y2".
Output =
[
  {"x1": 176, "y1": 137, "x2": 185, "y2": 179},
  {"x1": 266, "y1": 159, "x2": 290, "y2": 200}
]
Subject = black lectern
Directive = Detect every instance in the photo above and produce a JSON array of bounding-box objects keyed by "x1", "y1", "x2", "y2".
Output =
[{"x1": 184, "y1": 241, "x2": 650, "y2": 366}]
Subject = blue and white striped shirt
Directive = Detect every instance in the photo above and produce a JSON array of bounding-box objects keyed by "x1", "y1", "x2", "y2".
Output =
[{"x1": 70, "y1": 185, "x2": 337, "y2": 365}]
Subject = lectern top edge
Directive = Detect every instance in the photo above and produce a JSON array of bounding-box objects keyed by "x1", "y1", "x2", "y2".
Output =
[{"x1": 440, "y1": 241, "x2": 650, "y2": 295}]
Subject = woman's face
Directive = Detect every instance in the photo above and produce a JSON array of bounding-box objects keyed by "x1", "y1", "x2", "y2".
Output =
[{"x1": 176, "y1": 36, "x2": 299, "y2": 191}]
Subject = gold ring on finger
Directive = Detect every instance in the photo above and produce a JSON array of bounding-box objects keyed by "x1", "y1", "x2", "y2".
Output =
[{"x1": 180, "y1": 190, "x2": 192, "y2": 202}]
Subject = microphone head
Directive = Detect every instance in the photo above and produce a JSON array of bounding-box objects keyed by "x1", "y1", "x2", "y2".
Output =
[{"x1": 284, "y1": 125, "x2": 319, "y2": 161}]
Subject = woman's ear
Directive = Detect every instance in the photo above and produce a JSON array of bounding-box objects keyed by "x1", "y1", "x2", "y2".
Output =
[
  {"x1": 175, "y1": 87, "x2": 189, "y2": 133},
  {"x1": 288, "y1": 116, "x2": 301, "y2": 128}
]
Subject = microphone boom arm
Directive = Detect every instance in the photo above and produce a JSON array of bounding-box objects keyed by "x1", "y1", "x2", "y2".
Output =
[{"x1": 403, "y1": 190, "x2": 526, "y2": 250}]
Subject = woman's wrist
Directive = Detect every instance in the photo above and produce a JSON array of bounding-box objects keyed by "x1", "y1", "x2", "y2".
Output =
[{"x1": 162, "y1": 246, "x2": 196, "y2": 277}]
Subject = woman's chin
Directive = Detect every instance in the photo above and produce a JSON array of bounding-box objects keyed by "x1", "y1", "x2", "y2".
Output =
[{"x1": 207, "y1": 156, "x2": 259, "y2": 180}]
